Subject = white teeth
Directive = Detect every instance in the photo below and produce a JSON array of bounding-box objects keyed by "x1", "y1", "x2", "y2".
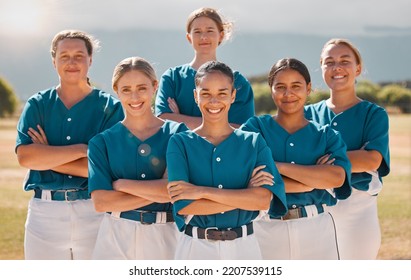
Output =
[
  {"x1": 130, "y1": 103, "x2": 143, "y2": 108},
  {"x1": 208, "y1": 108, "x2": 222, "y2": 114},
  {"x1": 333, "y1": 75, "x2": 344, "y2": 79}
]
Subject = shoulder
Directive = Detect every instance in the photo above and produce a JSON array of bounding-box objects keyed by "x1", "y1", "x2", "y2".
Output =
[
  {"x1": 27, "y1": 88, "x2": 56, "y2": 103},
  {"x1": 163, "y1": 120, "x2": 189, "y2": 134},
  {"x1": 162, "y1": 64, "x2": 192, "y2": 77}
]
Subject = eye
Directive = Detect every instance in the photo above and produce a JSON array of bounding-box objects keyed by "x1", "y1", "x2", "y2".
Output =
[
  {"x1": 324, "y1": 61, "x2": 334, "y2": 67},
  {"x1": 274, "y1": 85, "x2": 286, "y2": 91}
]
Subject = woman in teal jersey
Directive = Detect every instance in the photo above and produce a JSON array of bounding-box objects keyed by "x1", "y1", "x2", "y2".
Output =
[
  {"x1": 88, "y1": 57, "x2": 188, "y2": 259},
  {"x1": 304, "y1": 39, "x2": 390, "y2": 259},
  {"x1": 155, "y1": 7, "x2": 254, "y2": 129},
  {"x1": 241, "y1": 58, "x2": 352, "y2": 259},
  {"x1": 15, "y1": 30, "x2": 124, "y2": 259},
  {"x1": 166, "y1": 61, "x2": 287, "y2": 260}
]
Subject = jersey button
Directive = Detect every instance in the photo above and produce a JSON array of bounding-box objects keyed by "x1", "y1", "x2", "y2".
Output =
[
  {"x1": 66, "y1": 136, "x2": 71, "y2": 140},
  {"x1": 68, "y1": 175, "x2": 72, "y2": 179},
  {"x1": 67, "y1": 118, "x2": 72, "y2": 122},
  {"x1": 292, "y1": 204, "x2": 297, "y2": 209},
  {"x1": 333, "y1": 122, "x2": 338, "y2": 126},
  {"x1": 141, "y1": 174, "x2": 146, "y2": 178},
  {"x1": 216, "y1": 157, "x2": 221, "y2": 162},
  {"x1": 218, "y1": 184, "x2": 223, "y2": 189},
  {"x1": 289, "y1": 143, "x2": 294, "y2": 147},
  {"x1": 140, "y1": 149, "x2": 145, "y2": 154},
  {"x1": 291, "y1": 161, "x2": 295, "y2": 164}
]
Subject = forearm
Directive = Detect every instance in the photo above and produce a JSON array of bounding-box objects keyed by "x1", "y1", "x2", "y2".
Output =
[
  {"x1": 52, "y1": 157, "x2": 88, "y2": 178},
  {"x1": 114, "y1": 179, "x2": 170, "y2": 203},
  {"x1": 203, "y1": 187, "x2": 271, "y2": 211},
  {"x1": 283, "y1": 176, "x2": 314, "y2": 193},
  {"x1": 17, "y1": 143, "x2": 87, "y2": 170},
  {"x1": 347, "y1": 150, "x2": 382, "y2": 173},
  {"x1": 159, "y1": 113, "x2": 201, "y2": 130},
  {"x1": 91, "y1": 189, "x2": 152, "y2": 212},
  {"x1": 277, "y1": 162, "x2": 345, "y2": 189},
  {"x1": 178, "y1": 199, "x2": 236, "y2": 215}
]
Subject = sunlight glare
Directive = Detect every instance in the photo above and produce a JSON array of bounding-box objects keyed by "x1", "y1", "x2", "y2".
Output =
[{"x1": 0, "y1": 0, "x2": 47, "y2": 35}]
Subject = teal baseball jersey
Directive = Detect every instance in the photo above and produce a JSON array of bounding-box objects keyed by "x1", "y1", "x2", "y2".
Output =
[
  {"x1": 15, "y1": 88, "x2": 124, "y2": 191},
  {"x1": 305, "y1": 100, "x2": 390, "y2": 192},
  {"x1": 154, "y1": 64, "x2": 255, "y2": 125},
  {"x1": 88, "y1": 120, "x2": 188, "y2": 212},
  {"x1": 166, "y1": 129, "x2": 287, "y2": 232},
  {"x1": 241, "y1": 115, "x2": 352, "y2": 208}
]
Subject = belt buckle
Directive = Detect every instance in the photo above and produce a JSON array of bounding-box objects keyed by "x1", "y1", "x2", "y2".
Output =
[
  {"x1": 204, "y1": 227, "x2": 218, "y2": 240},
  {"x1": 64, "y1": 189, "x2": 76, "y2": 201},
  {"x1": 282, "y1": 208, "x2": 302, "y2": 220},
  {"x1": 139, "y1": 211, "x2": 152, "y2": 225}
]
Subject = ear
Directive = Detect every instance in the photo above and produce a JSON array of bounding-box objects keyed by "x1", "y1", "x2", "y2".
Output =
[
  {"x1": 89, "y1": 57, "x2": 93, "y2": 67},
  {"x1": 218, "y1": 31, "x2": 224, "y2": 45},
  {"x1": 186, "y1": 33, "x2": 193, "y2": 45},
  {"x1": 52, "y1": 58, "x2": 57, "y2": 69},
  {"x1": 231, "y1": 89, "x2": 237, "y2": 104},
  {"x1": 355, "y1": 63, "x2": 362, "y2": 77},
  {"x1": 307, "y1": 82, "x2": 312, "y2": 96},
  {"x1": 153, "y1": 80, "x2": 159, "y2": 91},
  {"x1": 193, "y1": 89, "x2": 198, "y2": 104}
]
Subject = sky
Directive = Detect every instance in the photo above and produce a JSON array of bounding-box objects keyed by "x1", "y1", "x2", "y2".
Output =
[{"x1": 1, "y1": 0, "x2": 410, "y2": 37}]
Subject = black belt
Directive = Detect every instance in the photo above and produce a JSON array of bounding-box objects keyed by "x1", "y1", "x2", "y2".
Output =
[
  {"x1": 273, "y1": 204, "x2": 325, "y2": 220},
  {"x1": 116, "y1": 210, "x2": 174, "y2": 224},
  {"x1": 184, "y1": 223, "x2": 253, "y2": 241},
  {"x1": 34, "y1": 189, "x2": 90, "y2": 201}
]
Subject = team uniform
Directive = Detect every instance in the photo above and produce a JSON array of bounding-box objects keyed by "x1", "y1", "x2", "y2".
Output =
[
  {"x1": 241, "y1": 115, "x2": 352, "y2": 259},
  {"x1": 88, "y1": 120, "x2": 188, "y2": 260},
  {"x1": 305, "y1": 100, "x2": 390, "y2": 259},
  {"x1": 15, "y1": 87, "x2": 124, "y2": 260},
  {"x1": 154, "y1": 64, "x2": 255, "y2": 125},
  {"x1": 166, "y1": 129, "x2": 287, "y2": 260}
]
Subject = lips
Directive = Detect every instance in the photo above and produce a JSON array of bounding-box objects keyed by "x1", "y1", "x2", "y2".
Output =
[
  {"x1": 129, "y1": 102, "x2": 144, "y2": 109},
  {"x1": 207, "y1": 108, "x2": 222, "y2": 114}
]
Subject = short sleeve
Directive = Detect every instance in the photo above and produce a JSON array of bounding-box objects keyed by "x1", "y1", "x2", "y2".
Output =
[
  {"x1": 88, "y1": 135, "x2": 114, "y2": 194},
  {"x1": 166, "y1": 134, "x2": 194, "y2": 231},
  {"x1": 325, "y1": 126, "x2": 352, "y2": 199},
  {"x1": 363, "y1": 107, "x2": 390, "y2": 177},
  {"x1": 155, "y1": 68, "x2": 175, "y2": 116},
  {"x1": 15, "y1": 98, "x2": 42, "y2": 151},
  {"x1": 229, "y1": 72, "x2": 255, "y2": 125},
  {"x1": 255, "y1": 134, "x2": 287, "y2": 217}
]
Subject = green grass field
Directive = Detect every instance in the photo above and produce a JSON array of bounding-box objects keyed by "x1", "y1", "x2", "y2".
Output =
[{"x1": 0, "y1": 115, "x2": 410, "y2": 259}]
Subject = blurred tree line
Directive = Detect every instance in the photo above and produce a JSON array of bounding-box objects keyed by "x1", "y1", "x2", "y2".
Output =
[
  {"x1": 249, "y1": 77, "x2": 411, "y2": 115},
  {"x1": 1, "y1": 75, "x2": 410, "y2": 118}
]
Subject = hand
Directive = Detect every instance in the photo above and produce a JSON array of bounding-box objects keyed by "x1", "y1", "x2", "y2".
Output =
[
  {"x1": 168, "y1": 97, "x2": 180, "y2": 114},
  {"x1": 316, "y1": 154, "x2": 335, "y2": 165},
  {"x1": 167, "y1": 181, "x2": 203, "y2": 203},
  {"x1": 28, "y1": 125, "x2": 49, "y2": 145},
  {"x1": 248, "y1": 165, "x2": 274, "y2": 188}
]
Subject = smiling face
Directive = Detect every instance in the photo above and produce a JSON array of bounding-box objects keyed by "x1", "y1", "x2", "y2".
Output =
[
  {"x1": 52, "y1": 38, "x2": 92, "y2": 84},
  {"x1": 321, "y1": 43, "x2": 362, "y2": 93},
  {"x1": 115, "y1": 70, "x2": 157, "y2": 118},
  {"x1": 186, "y1": 16, "x2": 224, "y2": 56},
  {"x1": 271, "y1": 69, "x2": 311, "y2": 115},
  {"x1": 194, "y1": 71, "x2": 236, "y2": 124}
]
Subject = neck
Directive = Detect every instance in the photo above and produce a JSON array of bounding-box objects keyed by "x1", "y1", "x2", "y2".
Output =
[
  {"x1": 190, "y1": 53, "x2": 217, "y2": 70},
  {"x1": 195, "y1": 120, "x2": 234, "y2": 145},
  {"x1": 57, "y1": 82, "x2": 92, "y2": 109},
  {"x1": 122, "y1": 113, "x2": 160, "y2": 131},
  {"x1": 274, "y1": 111, "x2": 308, "y2": 134},
  {"x1": 328, "y1": 89, "x2": 361, "y2": 114}
]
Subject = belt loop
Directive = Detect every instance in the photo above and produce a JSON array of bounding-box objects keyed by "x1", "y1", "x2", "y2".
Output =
[
  {"x1": 241, "y1": 224, "x2": 247, "y2": 238},
  {"x1": 304, "y1": 205, "x2": 318, "y2": 218},
  {"x1": 42, "y1": 190, "x2": 52, "y2": 200},
  {"x1": 192, "y1": 226, "x2": 198, "y2": 239},
  {"x1": 111, "y1": 211, "x2": 121, "y2": 218},
  {"x1": 156, "y1": 212, "x2": 166, "y2": 224}
]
